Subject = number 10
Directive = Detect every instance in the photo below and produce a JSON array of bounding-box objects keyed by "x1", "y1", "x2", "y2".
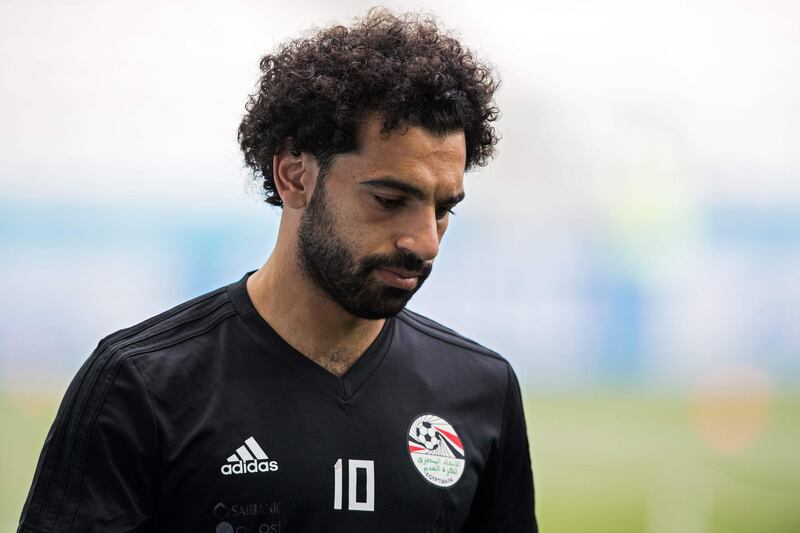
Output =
[{"x1": 333, "y1": 458, "x2": 374, "y2": 512}]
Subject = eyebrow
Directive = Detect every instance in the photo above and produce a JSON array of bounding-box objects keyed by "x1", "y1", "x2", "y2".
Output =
[{"x1": 360, "y1": 177, "x2": 466, "y2": 205}]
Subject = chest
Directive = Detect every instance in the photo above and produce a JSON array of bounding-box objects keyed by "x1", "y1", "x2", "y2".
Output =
[{"x1": 152, "y1": 381, "x2": 497, "y2": 532}]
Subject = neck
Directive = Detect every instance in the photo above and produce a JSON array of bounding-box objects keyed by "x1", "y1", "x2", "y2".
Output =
[{"x1": 245, "y1": 244, "x2": 386, "y2": 378}]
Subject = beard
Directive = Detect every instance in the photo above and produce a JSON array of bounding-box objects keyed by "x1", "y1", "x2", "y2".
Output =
[{"x1": 296, "y1": 177, "x2": 433, "y2": 320}]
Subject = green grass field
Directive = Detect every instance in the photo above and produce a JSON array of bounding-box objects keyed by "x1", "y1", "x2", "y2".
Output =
[{"x1": 3, "y1": 390, "x2": 799, "y2": 532}]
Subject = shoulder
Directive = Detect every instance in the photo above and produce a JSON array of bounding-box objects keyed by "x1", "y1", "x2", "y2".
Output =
[
  {"x1": 398, "y1": 308, "x2": 506, "y2": 361},
  {"x1": 81, "y1": 281, "x2": 239, "y2": 393},
  {"x1": 100, "y1": 282, "x2": 235, "y2": 359},
  {"x1": 396, "y1": 307, "x2": 513, "y2": 380}
]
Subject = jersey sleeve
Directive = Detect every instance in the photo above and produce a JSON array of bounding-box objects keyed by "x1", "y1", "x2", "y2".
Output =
[
  {"x1": 18, "y1": 351, "x2": 158, "y2": 533},
  {"x1": 462, "y1": 363, "x2": 538, "y2": 532}
]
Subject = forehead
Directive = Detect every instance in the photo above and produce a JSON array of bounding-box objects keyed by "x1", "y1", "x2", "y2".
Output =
[{"x1": 331, "y1": 115, "x2": 467, "y2": 197}]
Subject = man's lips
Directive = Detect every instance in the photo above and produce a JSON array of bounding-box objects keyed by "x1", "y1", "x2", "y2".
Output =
[{"x1": 375, "y1": 267, "x2": 420, "y2": 290}]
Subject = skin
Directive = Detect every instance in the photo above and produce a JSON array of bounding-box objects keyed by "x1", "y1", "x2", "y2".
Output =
[{"x1": 246, "y1": 114, "x2": 467, "y2": 377}]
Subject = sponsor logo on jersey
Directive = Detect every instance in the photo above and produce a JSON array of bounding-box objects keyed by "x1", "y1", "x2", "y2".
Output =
[
  {"x1": 220, "y1": 436, "x2": 279, "y2": 475},
  {"x1": 407, "y1": 413, "x2": 466, "y2": 487}
]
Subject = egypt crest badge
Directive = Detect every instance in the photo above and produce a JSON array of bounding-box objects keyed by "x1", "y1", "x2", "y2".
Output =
[{"x1": 407, "y1": 413, "x2": 466, "y2": 487}]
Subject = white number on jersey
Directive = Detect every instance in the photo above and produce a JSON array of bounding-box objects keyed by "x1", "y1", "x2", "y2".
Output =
[{"x1": 333, "y1": 458, "x2": 374, "y2": 512}]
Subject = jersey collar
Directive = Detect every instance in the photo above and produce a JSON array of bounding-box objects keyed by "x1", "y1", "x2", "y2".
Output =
[{"x1": 227, "y1": 270, "x2": 396, "y2": 401}]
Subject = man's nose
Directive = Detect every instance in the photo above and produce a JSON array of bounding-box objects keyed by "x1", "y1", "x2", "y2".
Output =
[{"x1": 395, "y1": 209, "x2": 441, "y2": 262}]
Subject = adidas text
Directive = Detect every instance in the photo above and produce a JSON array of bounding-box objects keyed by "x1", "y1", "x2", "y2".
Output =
[{"x1": 221, "y1": 460, "x2": 279, "y2": 475}]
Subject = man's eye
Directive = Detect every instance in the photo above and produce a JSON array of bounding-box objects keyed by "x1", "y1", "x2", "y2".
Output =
[
  {"x1": 436, "y1": 207, "x2": 456, "y2": 219},
  {"x1": 374, "y1": 195, "x2": 404, "y2": 209}
]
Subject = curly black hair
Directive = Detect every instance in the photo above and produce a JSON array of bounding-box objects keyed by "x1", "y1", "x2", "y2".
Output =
[{"x1": 238, "y1": 7, "x2": 500, "y2": 207}]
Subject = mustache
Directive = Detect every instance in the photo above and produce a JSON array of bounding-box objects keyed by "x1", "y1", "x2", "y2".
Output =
[{"x1": 361, "y1": 251, "x2": 432, "y2": 277}]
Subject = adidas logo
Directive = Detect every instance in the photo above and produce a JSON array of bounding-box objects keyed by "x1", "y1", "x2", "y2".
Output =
[{"x1": 220, "y1": 436, "x2": 279, "y2": 475}]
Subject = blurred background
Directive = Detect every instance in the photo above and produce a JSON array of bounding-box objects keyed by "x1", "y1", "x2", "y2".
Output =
[{"x1": 2, "y1": 0, "x2": 798, "y2": 530}]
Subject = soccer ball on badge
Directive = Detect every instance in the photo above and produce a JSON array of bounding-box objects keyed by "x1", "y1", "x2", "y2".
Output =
[{"x1": 416, "y1": 421, "x2": 440, "y2": 450}]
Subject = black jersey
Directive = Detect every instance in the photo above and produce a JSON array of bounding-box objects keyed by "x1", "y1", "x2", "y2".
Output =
[{"x1": 18, "y1": 271, "x2": 537, "y2": 532}]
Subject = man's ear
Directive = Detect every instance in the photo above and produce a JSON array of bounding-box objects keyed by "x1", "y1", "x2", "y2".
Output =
[{"x1": 273, "y1": 145, "x2": 320, "y2": 209}]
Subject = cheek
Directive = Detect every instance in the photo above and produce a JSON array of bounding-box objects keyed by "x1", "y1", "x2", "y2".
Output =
[
  {"x1": 338, "y1": 217, "x2": 388, "y2": 256},
  {"x1": 328, "y1": 197, "x2": 368, "y2": 236}
]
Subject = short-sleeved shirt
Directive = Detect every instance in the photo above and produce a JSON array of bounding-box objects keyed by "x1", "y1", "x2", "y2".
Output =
[{"x1": 18, "y1": 271, "x2": 537, "y2": 532}]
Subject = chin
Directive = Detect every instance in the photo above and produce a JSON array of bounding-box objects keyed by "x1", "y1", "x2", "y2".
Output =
[
  {"x1": 351, "y1": 303, "x2": 409, "y2": 320},
  {"x1": 346, "y1": 291, "x2": 414, "y2": 320}
]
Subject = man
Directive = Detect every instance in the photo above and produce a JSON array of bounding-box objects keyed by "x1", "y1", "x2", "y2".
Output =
[{"x1": 19, "y1": 8, "x2": 537, "y2": 532}]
